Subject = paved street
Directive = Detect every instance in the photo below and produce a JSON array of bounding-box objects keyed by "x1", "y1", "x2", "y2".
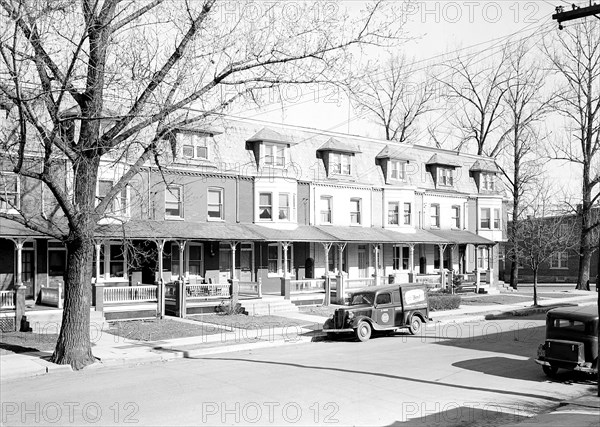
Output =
[{"x1": 1, "y1": 314, "x2": 597, "y2": 426}]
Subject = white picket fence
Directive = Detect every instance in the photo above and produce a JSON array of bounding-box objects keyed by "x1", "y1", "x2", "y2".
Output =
[{"x1": 0, "y1": 290, "x2": 15, "y2": 309}]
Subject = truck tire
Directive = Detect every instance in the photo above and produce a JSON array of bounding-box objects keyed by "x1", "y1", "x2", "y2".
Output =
[
  {"x1": 355, "y1": 321, "x2": 372, "y2": 342},
  {"x1": 542, "y1": 365, "x2": 558, "y2": 377},
  {"x1": 408, "y1": 315, "x2": 422, "y2": 335}
]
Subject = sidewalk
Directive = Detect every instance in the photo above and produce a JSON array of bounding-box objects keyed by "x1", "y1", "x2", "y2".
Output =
[{"x1": 1, "y1": 291, "x2": 597, "y2": 383}]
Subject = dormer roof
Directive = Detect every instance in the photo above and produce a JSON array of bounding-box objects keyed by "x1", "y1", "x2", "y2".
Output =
[
  {"x1": 375, "y1": 145, "x2": 415, "y2": 161},
  {"x1": 470, "y1": 160, "x2": 499, "y2": 173},
  {"x1": 316, "y1": 137, "x2": 361, "y2": 154},
  {"x1": 246, "y1": 127, "x2": 295, "y2": 145},
  {"x1": 426, "y1": 153, "x2": 462, "y2": 168}
]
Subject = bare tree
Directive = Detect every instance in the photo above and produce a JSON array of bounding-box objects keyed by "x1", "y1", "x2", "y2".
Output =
[
  {"x1": 496, "y1": 41, "x2": 552, "y2": 290},
  {"x1": 349, "y1": 54, "x2": 434, "y2": 143},
  {"x1": 436, "y1": 48, "x2": 509, "y2": 156},
  {"x1": 544, "y1": 20, "x2": 600, "y2": 290},
  {"x1": 0, "y1": 0, "x2": 402, "y2": 368},
  {"x1": 518, "y1": 188, "x2": 578, "y2": 306}
]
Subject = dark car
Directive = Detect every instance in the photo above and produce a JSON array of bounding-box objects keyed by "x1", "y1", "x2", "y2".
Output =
[
  {"x1": 323, "y1": 284, "x2": 430, "y2": 341},
  {"x1": 535, "y1": 304, "x2": 598, "y2": 376}
]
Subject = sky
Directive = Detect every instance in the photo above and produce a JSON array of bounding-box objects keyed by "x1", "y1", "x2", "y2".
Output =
[{"x1": 226, "y1": 0, "x2": 584, "y2": 201}]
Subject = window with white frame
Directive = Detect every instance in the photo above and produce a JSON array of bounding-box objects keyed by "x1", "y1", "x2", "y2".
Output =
[
  {"x1": 180, "y1": 133, "x2": 209, "y2": 160},
  {"x1": 452, "y1": 205, "x2": 461, "y2": 228},
  {"x1": 320, "y1": 196, "x2": 332, "y2": 224},
  {"x1": 207, "y1": 188, "x2": 223, "y2": 220},
  {"x1": 388, "y1": 202, "x2": 399, "y2": 225},
  {"x1": 0, "y1": 173, "x2": 19, "y2": 211},
  {"x1": 393, "y1": 246, "x2": 410, "y2": 270},
  {"x1": 258, "y1": 193, "x2": 272, "y2": 220},
  {"x1": 263, "y1": 143, "x2": 285, "y2": 167},
  {"x1": 430, "y1": 204, "x2": 440, "y2": 228},
  {"x1": 493, "y1": 208, "x2": 501, "y2": 229},
  {"x1": 482, "y1": 172, "x2": 495, "y2": 190},
  {"x1": 390, "y1": 160, "x2": 406, "y2": 181},
  {"x1": 550, "y1": 251, "x2": 568, "y2": 269},
  {"x1": 403, "y1": 203, "x2": 411, "y2": 225},
  {"x1": 165, "y1": 185, "x2": 183, "y2": 218},
  {"x1": 267, "y1": 243, "x2": 293, "y2": 276},
  {"x1": 279, "y1": 193, "x2": 290, "y2": 220},
  {"x1": 438, "y1": 168, "x2": 454, "y2": 186},
  {"x1": 188, "y1": 244, "x2": 203, "y2": 277},
  {"x1": 350, "y1": 198, "x2": 361, "y2": 224},
  {"x1": 477, "y1": 246, "x2": 489, "y2": 269},
  {"x1": 480, "y1": 208, "x2": 491, "y2": 229},
  {"x1": 330, "y1": 152, "x2": 351, "y2": 175},
  {"x1": 97, "y1": 179, "x2": 127, "y2": 215}
]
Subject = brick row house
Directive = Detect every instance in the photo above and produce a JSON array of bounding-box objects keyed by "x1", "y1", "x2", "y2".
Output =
[{"x1": 0, "y1": 117, "x2": 508, "y2": 306}]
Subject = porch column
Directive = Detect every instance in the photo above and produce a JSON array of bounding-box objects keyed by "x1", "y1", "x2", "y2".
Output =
[
  {"x1": 321, "y1": 242, "x2": 332, "y2": 305},
  {"x1": 178, "y1": 240, "x2": 187, "y2": 281},
  {"x1": 281, "y1": 241, "x2": 291, "y2": 279},
  {"x1": 373, "y1": 244, "x2": 380, "y2": 287},
  {"x1": 408, "y1": 243, "x2": 415, "y2": 282},
  {"x1": 230, "y1": 241, "x2": 239, "y2": 305},
  {"x1": 156, "y1": 239, "x2": 166, "y2": 319},
  {"x1": 94, "y1": 241, "x2": 102, "y2": 283},
  {"x1": 438, "y1": 243, "x2": 447, "y2": 289},
  {"x1": 487, "y1": 244, "x2": 494, "y2": 285},
  {"x1": 475, "y1": 245, "x2": 481, "y2": 291},
  {"x1": 15, "y1": 239, "x2": 24, "y2": 287},
  {"x1": 336, "y1": 243, "x2": 347, "y2": 303}
]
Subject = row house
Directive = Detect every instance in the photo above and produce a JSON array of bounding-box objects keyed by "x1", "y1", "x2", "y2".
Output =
[{"x1": 0, "y1": 117, "x2": 507, "y2": 304}]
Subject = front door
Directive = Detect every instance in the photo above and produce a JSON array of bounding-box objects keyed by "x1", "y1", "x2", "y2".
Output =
[
  {"x1": 358, "y1": 245, "x2": 367, "y2": 278},
  {"x1": 22, "y1": 249, "x2": 34, "y2": 298},
  {"x1": 238, "y1": 243, "x2": 253, "y2": 282}
]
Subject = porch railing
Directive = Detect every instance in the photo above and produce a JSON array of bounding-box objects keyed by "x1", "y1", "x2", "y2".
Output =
[
  {"x1": 290, "y1": 279, "x2": 326, "y2": 293},
  {"x1": 0, "y1": 290, "x2": 15, "y2": 309},
  {"x1": 103, "y1": 285, "x2": 158, "y2": 304},
  {"x1": 238, "y1": 280, "x2": 261, "y2": 298},
  {"x1": 186, "y1": 283, "x2": 230, "y2": 299},
  {"x1": 345, "y1": 278, "x2": 375, "y2": 289}
]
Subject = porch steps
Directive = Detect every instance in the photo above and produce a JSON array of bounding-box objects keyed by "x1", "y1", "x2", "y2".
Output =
[{"x1": 242, "y1": 296, "x2": 299, "y2": 316}]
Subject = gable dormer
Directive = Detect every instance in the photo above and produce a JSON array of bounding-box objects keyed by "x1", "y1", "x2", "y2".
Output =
[
  {"x1": 165, "y1": 123, "x2": 221, "y2": 164},
  {"x1": 376, "y1": 145, "x2": 414, "y2": 184},
  {"x1": 470, "y1": 160, "x2": 499, "y2": 192},
  {"x1": 246, "y1": 128, "x2": 295, "y2": 168},
  {"x1": 426, "y1": 153, "x2": 462, "y2": 188},
  {"x1": 316, "y1": 138, "x2": 361, "y2": 178}
]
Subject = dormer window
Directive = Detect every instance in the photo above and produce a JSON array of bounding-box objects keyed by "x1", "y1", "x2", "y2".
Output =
[
  {"x1": 390, "y1": 160, "x2": 406, "y2": 180},
  {"x1": 264, "y1": 143, "x2": 286, "y2": 167},
  {"x1": 438, "y1": 167, "x2": 454, "y2": 187},
  {"x1": 180, "y1": 133, "x2": 209, "y2": 160},
  {"x1": 482, "y1": 172, "x2": 495, "y2": 190},
  {"x1": 331, "y1": 152, "x2": 351, "y2": 175}
]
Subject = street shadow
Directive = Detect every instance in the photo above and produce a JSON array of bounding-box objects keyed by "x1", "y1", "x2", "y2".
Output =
[
  {"x1": 192, "y1": 356, "x2": 564, "y2": 402},
  {"x1": 386, "y1": 406, "x2": 530, "y2": 426},
  {"x1": 453, "y1": 356, "x2": 539, "y2": 381}
]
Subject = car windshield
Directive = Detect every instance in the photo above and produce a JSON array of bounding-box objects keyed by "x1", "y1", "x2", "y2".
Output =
[{"x1": 350, "y1": 292, "x2": 374, "y2": 306}]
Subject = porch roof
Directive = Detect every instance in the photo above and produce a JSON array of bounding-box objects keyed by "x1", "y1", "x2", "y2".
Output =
[
  {"x1": 95, "y1": 220, "x2": 263, "y2": 241},
  {"x1": 0, "y1": 218, "x2": 46, "y2": 237},
  {"x1": 247, "y1": 224, "x2": 337, "y2": 242},
  {"x1": 427, "y1": 229, "x2": 495, "y2": 245},
  {"x1": 313, "y1": 226, "x2": 445, "y2": 244}
]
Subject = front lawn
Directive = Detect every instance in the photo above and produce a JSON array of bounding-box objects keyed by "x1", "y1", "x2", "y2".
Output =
[
  {"x1": 191, "y1": 314, "x2": 311, "y2": 330},
  {"x1": 0, "y1": 331, "x2": 58, "y2": 355},
  {"x1": 105, "y1": 318, "x2": 221, "y2": 341}
]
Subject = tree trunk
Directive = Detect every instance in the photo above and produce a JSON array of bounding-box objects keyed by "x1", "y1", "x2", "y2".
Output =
[
  {"x1": 50, "y1": 233, "x2": 95, "y2": 369},
  {"x1": 576, "y1": 226, "x2": 592, "y2": 290},
  {"x1": 509, "y1": 257, "x2": 519, "y2": 290},
  {"x1": 532, "y1": 269, "x2": 538, "y2": 306}
]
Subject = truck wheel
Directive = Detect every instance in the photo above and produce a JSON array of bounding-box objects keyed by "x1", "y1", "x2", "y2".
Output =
[
  {"x1": 542, "y1": 365, "x2": 558, "y2": 377},
  {"x1": 408, "y1": 315, "x2": 422, "y2": 335},
  {"x1": 355, "y1": 321, "x2": 372, "y2": 342}
]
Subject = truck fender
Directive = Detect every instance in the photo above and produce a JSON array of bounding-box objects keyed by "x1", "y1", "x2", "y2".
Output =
[{"x1": 350, "y1": 316, "x2": 373, "y2": 329}]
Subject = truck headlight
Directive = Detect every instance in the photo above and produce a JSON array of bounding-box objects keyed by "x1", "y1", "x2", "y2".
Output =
[{"x1": 347, "y1": 312, "x2": 354, "y2": 320}]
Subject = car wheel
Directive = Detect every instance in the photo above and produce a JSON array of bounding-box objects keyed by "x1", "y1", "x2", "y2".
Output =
[
  {"x1": 355, "y1": 321, "x2": 372, "y2": 342},
  {"x1": 408, "y1": 315, "x2": 422, "y2": 335},
  {"x1": 542, "y1": 365, "x2": 558, "y2": 377}
]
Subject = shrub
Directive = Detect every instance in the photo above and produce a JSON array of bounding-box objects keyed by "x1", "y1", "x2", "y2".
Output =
[
  {"x1": 428, "y1": 293, "x2": 461, "y2": 311},
  {"x1": 215, "y1": 301, "x2": 247, "y2": 315}
]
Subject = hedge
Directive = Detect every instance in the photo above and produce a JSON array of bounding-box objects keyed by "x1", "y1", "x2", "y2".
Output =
[{"x1": 428, "y1": 293, "x2": 461, "y2": 311}]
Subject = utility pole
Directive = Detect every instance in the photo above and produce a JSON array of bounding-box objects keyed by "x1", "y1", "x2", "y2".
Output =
[{"x1": 552, "y1": 2, "x2": 600, "y2": 30}]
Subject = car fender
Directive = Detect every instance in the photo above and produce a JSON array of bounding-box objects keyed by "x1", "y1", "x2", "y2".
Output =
[{"x1": 349, "y1": 315, "x2": 374, "y2": 329}]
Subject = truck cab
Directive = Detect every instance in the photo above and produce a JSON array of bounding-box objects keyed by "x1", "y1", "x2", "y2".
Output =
[{"x1": 323, "y1": 284, "x2": 430, "y2": 342}]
